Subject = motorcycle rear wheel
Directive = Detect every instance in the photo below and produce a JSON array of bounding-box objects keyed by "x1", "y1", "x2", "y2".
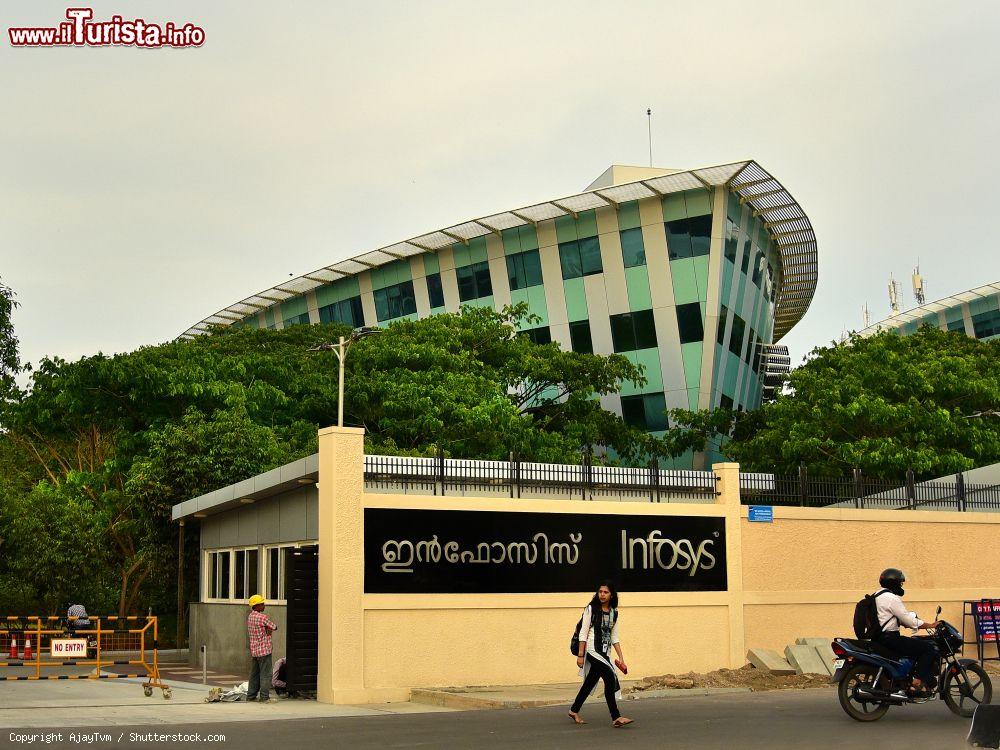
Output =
[
  {"x1": 943, "y1": 663, "x2": 992, "y2": 718},
  {"x1": 838, "y1": 664, "x2": 891, "y2": 722}
]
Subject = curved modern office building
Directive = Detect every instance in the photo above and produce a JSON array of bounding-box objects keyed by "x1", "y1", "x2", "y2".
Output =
[
  {"x1": 859, "y1": 282, "x2": 1000, "y2": 342},
  {"x1": 184, "y1": 161, "x2": 817, "y2": 466}
]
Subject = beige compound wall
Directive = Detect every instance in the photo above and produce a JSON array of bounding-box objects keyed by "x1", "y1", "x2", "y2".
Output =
[
  {"x1": 316, "y1": 426, "x2": 1000, "y2": 704},
  {"x1": 741, "y1": 507, "x2": 1000, "y2": 654}
]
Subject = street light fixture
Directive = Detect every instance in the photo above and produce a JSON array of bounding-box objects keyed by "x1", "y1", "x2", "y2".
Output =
[{"x1": 309, "y1": 326, "x2": 382, "y2": 427}]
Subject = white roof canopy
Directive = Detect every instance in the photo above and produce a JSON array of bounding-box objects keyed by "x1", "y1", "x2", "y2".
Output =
[{"x1": 182, "y1": 160, "x2": 817, "y2": 342}]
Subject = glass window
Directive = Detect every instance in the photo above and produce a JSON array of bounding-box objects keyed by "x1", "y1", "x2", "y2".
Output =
[
  {"x1": 717, "y1": 305, "x2": 729, "y2": 346},
  {"x1": 676, "y1": 303, "x2": 704, "y2": 345},
  {"x1": 610, "y1": 310, "x2": 657, "y2": 353},
  {"x1": 740, "y1": 242, "x2": 752, "y2": 275},
  {"x1": 621, "y1": 393, "x2": 668, "y2": 432},
  {"x1": 283, "y1": 312, "x2": 311, "y2": 327},
  {"x1": 233, "y1": 548, "x2": 260, "y2": 601},
  {"x1": 620, "y1": 228, "x2": 646, "y2": 268},
  {"x1": 665, "y1": 219, "x2": 692, "y2": 260},
  {"x1": 666, "y1": 216, "x2": 712, "y2": 260},
  {"x1": 518, "y1": 326, "x2": 552, "y2": 345},
  {"x1": 219, "y1": 551, "x2": 230, "y2": 600},
  {"x1": 456, "y1": 261, "x2": 493, "y2": 302},
  {"x1": 724, "y1": 219, "x2": 739, "y2": 263},
  {"x1": 751, "y1": 251, "x2": 764, "y2": 287},
  {"x1": 719, "y1": 394, "x2": 734, "y2": 410},
  {"x1": 318, "y1": 296, "x2": 364, "y2": 327},
  {"x1": 559, "y1": 237, "x2": 603, "y2": 279},
  {"x1": 374, "y1": 280, "x2": 417, "y2": 321},
  {"x1": 972, "y1": 308, "x2": 1000, "y2": 339},
  {"x1": 426, "y1": 273, "x2": 445, "y2": 308},
  {"x1": 579, "y1": 237, "x2": 603, "y2": 275},
  {"x1": 506, "y1": 250, "x2": 543, "y2": 291},
  {"x1": 569, "y1": 320, "x2": 593, "y2": 354},
  {"x1": 265, "y1": 545, "x2": 296, "y2": 602},
  {"x1": 729, "y1": 315, "x2": 746, "y2": 357},
  {"x1": 947, "y1": 318, "x2": 966, "y2": 333}
]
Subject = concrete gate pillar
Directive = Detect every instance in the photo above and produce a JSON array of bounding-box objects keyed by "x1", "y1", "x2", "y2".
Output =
[
  {"x1": 713, "y1": 462, "x2": 746, "y2": 668},
  {"x1": 317, "y1": 426, "x2": 366, "y2": 704}
]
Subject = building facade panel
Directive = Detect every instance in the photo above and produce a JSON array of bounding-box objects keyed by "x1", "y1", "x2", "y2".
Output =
[{"x1": 186, "y1": 164, "x2": 812, "y2": 468}]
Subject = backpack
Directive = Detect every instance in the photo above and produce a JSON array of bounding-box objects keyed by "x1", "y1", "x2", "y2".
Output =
[
  {"x1": 853, "y1": 589, "x2": 891, "y2": 639},
  {"x1": 569, "y1": 606, "x2": 618, "y2": 655}
]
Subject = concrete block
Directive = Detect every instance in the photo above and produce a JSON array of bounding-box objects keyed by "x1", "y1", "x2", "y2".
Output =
[
  {"x1": 795, "y1": 637, "x2": 838, "y2": 675},
  {"x1": 746, "y1": 648, "x2": 795, "y2": 675},
  {"x1": 784, "y1": 645, "x2": 829, "y2": 676}
]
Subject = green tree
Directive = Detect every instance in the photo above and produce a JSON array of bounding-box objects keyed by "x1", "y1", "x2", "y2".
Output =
[
  {"x1": 724, "y1": 327, "x2": 1000, "y2": 477},
  {"x1": 0, "y1": 304, "x2": 670, "y2": 616},
  {"x1": 0, "y1": 276, "x2": 19, "y2": 402}
]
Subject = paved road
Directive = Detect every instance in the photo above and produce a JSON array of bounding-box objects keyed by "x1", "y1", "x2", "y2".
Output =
[{"x1": 2, "y1": 689, "x2": 977, "y2": 750}]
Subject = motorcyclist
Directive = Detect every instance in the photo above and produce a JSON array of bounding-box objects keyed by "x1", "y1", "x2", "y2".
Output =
[{"x1": 873, "y1": 568, "x2": 940, "y2": 696}]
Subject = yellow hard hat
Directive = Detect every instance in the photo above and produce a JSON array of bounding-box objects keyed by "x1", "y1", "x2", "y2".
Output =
[{"x1": 248, "y1": 594, "x2": 265, "y2": 607}]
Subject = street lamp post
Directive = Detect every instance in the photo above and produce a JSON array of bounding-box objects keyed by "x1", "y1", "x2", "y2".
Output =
[{"x1": 309, "y1": 327, "x2": 381, "y2": 427}]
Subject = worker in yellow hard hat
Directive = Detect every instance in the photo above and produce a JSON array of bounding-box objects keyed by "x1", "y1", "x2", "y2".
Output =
[{"x1": 246, "y1": 594, "x2": 277, "y2": 703}]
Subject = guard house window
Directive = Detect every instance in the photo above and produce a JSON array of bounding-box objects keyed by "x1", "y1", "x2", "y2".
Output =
[
  {"x1": 506, "y1": 250, "x2": 543, "y2": 290},
  {"x1": 265, "y1": 545, "x2": 296, "y2": 603},
  {"x1": 620, "y1": 228, "x2": 646, "y2": 268},
  {"x1": 676, "y1": 303, "x2": 704, "y2": 345},
  {"x1": 318, "y1": 296, "x2": 364, "y2": 327},
  {"x1": 426, "y1": 273, "x2": 445, "y2": 308},
  {"x1": 374, "y1": 280, "x2": 417, "y2": 321},
  {"x1": 456, "y1": 261, "x2": 493, "y2": 302},
  {"x1": 569, "y1": 320, "x2": 594, "y2": 354},
  {"x1": 207, "y1": 550, "x2": 231, "y2": 601},
  {"x1": 610, "y1": 310, "x2": 657, "y2": 353},
  {"x1": 621, "y1": 393, "x2": 668, "y2": 432},
  {"x1": 666, "y1": 215, "x2": 712, "y2": 260},
  {"x1": 233, "y1": 548, "x2": 259, "y2": 601},
  {"x1": 518, "y1": 326, "x2": 552, "y2": 345},
  {"x1": 559, "y1": 236, "x2": 603, "y2": 279},
  {"x1": 729, "y1": 315, "x2": 746, "y2": 357}
]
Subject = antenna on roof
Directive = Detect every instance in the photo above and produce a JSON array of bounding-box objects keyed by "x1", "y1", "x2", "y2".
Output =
[
  {"x1": 888, "y1": 276, "x2": 902, "y2": 315},
  {"x1": 912, "y1": 262, "x2": 926, "y2": 305},
  {"x1": 646, "y1": 108, "x2": 652, "y2": 167},
  {"x1": 862, "y1": 303, "x2": 871, "y2": 328}
]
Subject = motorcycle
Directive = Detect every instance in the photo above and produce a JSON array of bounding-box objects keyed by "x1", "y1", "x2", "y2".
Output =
[{"x1": 831, "y1": 606, "x2": 992, "y2": 721}]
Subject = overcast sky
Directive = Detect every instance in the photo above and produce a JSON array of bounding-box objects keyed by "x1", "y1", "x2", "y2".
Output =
[{"x1": 3, "y1": 0, "x2": 998, "y2": 377}]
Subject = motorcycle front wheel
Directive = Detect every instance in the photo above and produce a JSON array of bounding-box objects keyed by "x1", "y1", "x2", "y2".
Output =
[
  {"x1": 943, "y1": 663, "x2": 992, "y2": 718},
  {"x1": 838, "y1": 664, "x2": 891, "y2": 722}
]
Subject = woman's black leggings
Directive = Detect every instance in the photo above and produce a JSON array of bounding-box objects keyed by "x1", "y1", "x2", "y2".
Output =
[{"x1": 571, "y1": 653, "x2": 620, "y2": 720}]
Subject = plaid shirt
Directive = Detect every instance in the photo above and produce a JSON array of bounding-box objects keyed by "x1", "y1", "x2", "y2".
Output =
[{"x1": 247, "y1": 610, "x2": 277, "y2": 657}]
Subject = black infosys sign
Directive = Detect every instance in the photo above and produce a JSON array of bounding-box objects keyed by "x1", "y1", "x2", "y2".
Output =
[{"x1": 364, "y1": 508, "x2": 727, "y2": 594}]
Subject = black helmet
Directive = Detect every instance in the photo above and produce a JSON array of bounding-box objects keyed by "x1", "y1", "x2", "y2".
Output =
[{"x1": 879, "y1": 568, "x2": 905, "y2": 595}]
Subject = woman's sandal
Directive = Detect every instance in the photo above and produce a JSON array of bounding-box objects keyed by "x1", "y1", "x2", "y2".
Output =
[
  {"x1": 568, "y1": 711, "x2": 586, "y2": 725},
  {"x1": 613, "y1": 717, "x2": 634, "y2": 728}
]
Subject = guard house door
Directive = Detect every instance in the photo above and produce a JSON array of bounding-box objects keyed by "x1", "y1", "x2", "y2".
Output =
[{"x1": 285, "y1": 544, "x2": 319, "y2": 693}]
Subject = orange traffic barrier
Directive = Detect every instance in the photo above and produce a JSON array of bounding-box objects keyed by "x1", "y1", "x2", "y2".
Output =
[{"x1": 0, "y1": 615, "x2": 171, "y2": 698}]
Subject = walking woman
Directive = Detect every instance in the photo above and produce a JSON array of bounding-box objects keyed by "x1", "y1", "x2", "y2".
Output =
[{"x1": 568, "y1": 581, "x2": 633, "y2": 728}]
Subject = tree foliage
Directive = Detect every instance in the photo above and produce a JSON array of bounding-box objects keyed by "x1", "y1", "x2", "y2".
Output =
[
  {"x1": 724, "y1": 327, "x2": 1000, "y2": 477},
  {"x1": 0, "y1": 277, "x2": 19, "y2": 403},
  {"x1": 0, "y1": 304, "x2": 670, "y2": 617}
]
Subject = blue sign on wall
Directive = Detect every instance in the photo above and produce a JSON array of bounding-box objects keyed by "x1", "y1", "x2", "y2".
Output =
[{"x1": 748, "y1": 505, "x2": 774, "y2": 523}]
